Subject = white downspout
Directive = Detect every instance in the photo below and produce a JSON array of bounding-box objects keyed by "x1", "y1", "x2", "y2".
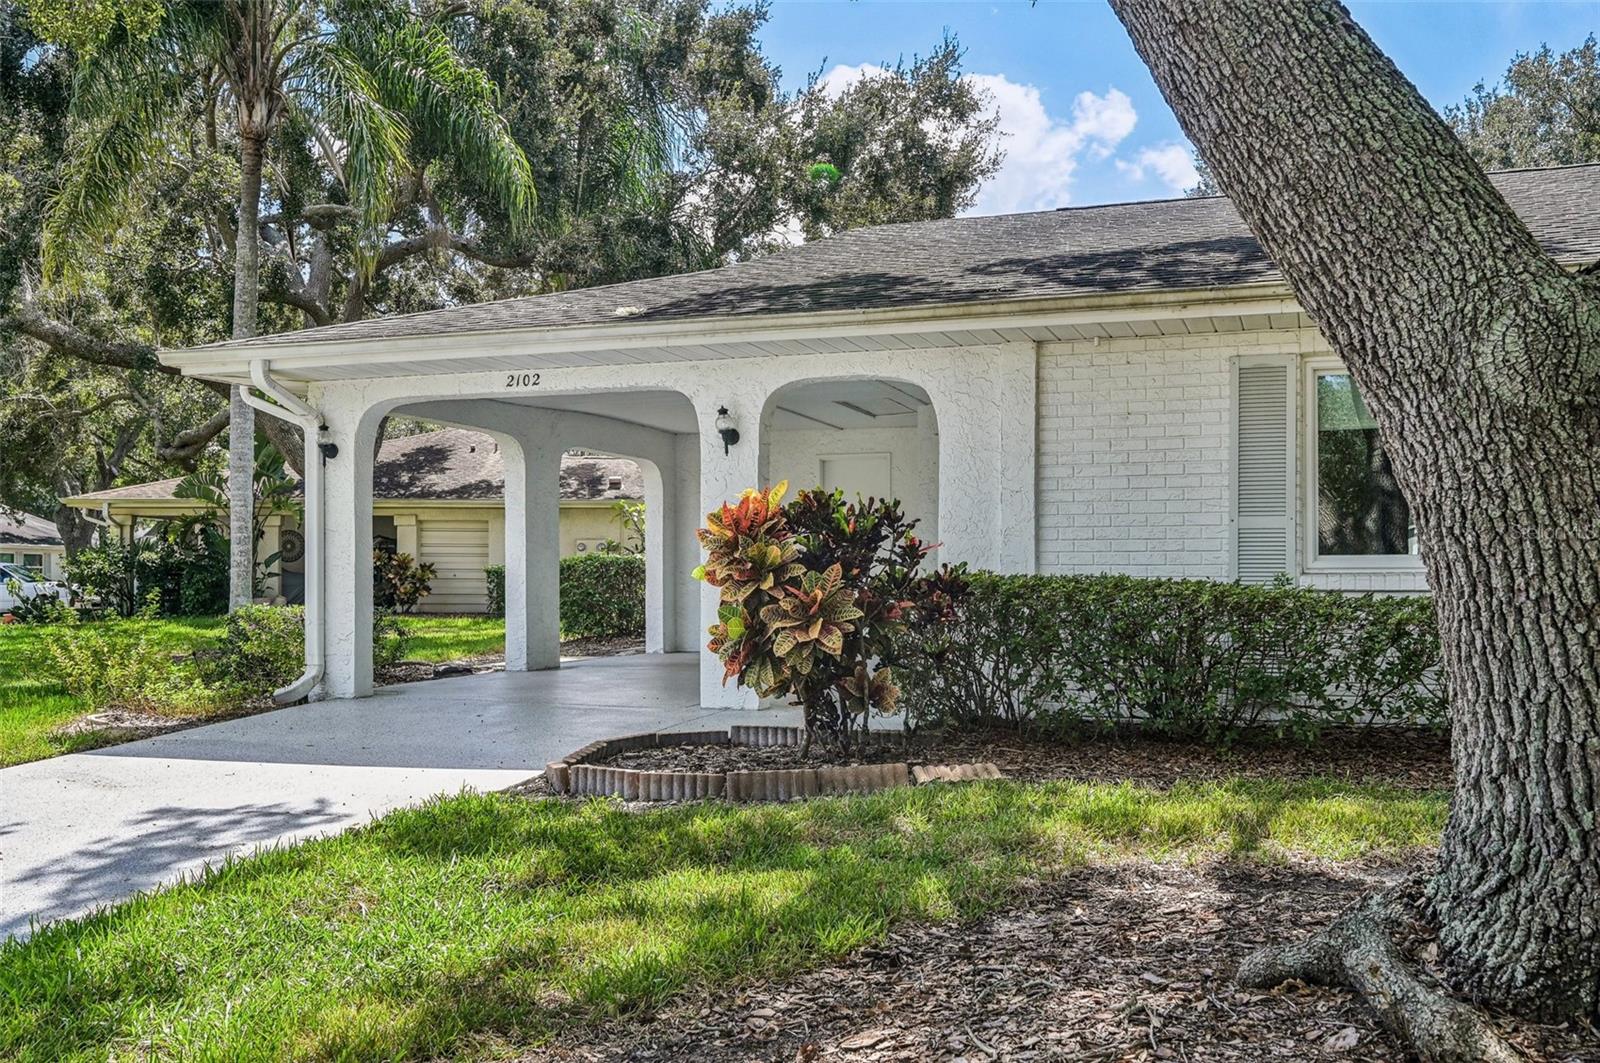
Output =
[{"x1": 238, "y1": 359, "x2": 325, "y2": 705}]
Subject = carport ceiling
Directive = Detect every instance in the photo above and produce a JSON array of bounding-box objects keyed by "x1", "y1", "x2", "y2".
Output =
[{"x1": 438, "y1": 380, "x2": 930, "y2": 436}]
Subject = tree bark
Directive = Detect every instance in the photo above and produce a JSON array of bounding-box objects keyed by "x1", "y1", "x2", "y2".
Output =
[
  {"x1": 1108, "y1": 0, "x2": 1600, "y2": 1023},
  {"x1": 228, "y1": 130, "x2": 266, "y2": 610}
]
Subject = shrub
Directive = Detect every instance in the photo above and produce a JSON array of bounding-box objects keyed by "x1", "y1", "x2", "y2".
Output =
[
  {"x1": 896, "y1": 573, "x2": 1446, "y2": 744},
  {"x1": 560, "y1": 553, "x2": 645, "y2": 638},
  {"x1": 200, "y1": 605, "x2": 307, "y2": 692},
  {"x1": 373, "y1": 551, "x2": 435, "y2": 613},
  {"x1": 484, "y1": 564, "x2": 505, "y2": 618},
  {"x1": 199, "y1": 605, "x2": 412, "y2": 693},
  {"x1": 694, "y1": 483, "x2": 966, "y2": 750},
  {"x1": 40, "y1": 623, "x2": 220, "y2": 714},
  {"x1": 64, "y1": 531, "x2": 229, "y2": 618},
  {"x1": 373, "y1": 610, "x2": 411, "y2": 669}
]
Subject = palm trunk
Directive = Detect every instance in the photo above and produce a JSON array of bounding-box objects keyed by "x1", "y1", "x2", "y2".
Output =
[
  {"x1": 1107, "y1": 0, "x2": 1600, "y2": 1023},
  {"x1": 228, "y1": 131, "x2": 265, "y2": 610}
]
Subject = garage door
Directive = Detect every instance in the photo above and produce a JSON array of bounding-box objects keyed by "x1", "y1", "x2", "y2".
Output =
[{"x1": 417, "y1": 519, "x2": 490, "y2": 612}]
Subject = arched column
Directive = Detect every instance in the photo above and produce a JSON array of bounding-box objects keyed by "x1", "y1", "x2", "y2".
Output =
[
  {"x1": 316, "y1": 400, "x2": 383, "y2": 700},
  {"x1": 501, "y1": 428, "x2": 562, "y2": 672}
]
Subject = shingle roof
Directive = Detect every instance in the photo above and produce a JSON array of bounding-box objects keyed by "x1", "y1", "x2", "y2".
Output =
[
  {"x1": 65, "y1": 430, "x2": 643, "y2": 505},
  {"x1": 190, "y1": 164, "x2": 1600, "y2": 352},
  {"x1": 0, "y1": 511, "x2": 63, "y2": 547}
]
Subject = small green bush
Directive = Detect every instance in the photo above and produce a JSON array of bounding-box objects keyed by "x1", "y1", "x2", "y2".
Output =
[
  {"x1": 374, "y1": 551, "x2": 436, "y2": 613},
  {"x1": 560, "y1": 554, "x2": 645, "y2": 638},
  {"x1": 39, "y1": 623, "x2": 220, "y2": 714},
  {"x1": 199, "y1": 605, "x2": 411, "y2": 692},
  {"x1": 897, "y1": 573, "x2": 1445, "y2": 744},
  {"x1": 484, "y1": 564, "x2": 505, "y2": 618},
  {"x1": 201, "y1": 605, "x2": 307, "y2": 692}
]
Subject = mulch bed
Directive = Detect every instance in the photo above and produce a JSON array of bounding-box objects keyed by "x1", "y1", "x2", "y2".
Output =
[
  {"x1": 593, "y1": 727, "x2": 1452, "y2": 791},
  {"x1": 517, "y1": 857, "x2": 1598, "y2": 1063},
  {"x1": 374, "y1": 635, "x2": 643, "y2": 686}
]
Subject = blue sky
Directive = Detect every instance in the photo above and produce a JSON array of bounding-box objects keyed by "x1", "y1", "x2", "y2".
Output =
[{"x1": 758, "y1": 1, "x2": 1599, "y2": 212}]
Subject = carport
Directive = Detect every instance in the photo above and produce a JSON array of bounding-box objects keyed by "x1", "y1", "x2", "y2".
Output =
[{"x1": 163, "y1": 268, "x2": 1040, "y2": 708}]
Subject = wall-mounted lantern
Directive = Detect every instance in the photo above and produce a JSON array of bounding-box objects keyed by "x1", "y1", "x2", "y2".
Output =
[{"x1": 715, "y1": 406, "x2": 741, "y2": 455}]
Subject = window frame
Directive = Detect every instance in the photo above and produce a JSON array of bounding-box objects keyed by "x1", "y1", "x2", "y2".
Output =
[{"x1": 1302, "y1": 359, "x2": 1425, "y2": 574}]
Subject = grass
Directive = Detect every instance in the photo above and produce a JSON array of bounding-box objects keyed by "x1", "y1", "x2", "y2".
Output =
[
  {"x1": 391, "y1": 614, "x2": 505, "y2": 662},
  {"x1": 0, "y1": 778, "x2": 1446, "y2": 1061},
  {"x1": 0, "y1": 615, "x2": 506, "y2": 767}
]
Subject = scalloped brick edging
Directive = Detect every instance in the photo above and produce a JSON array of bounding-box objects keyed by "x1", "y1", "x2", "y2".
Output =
[{"x1": 543, "y1": 725, "x2": 1000, "y2": 803}]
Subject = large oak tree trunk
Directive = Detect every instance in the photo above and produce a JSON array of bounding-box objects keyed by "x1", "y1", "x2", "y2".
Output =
[{"x1": 1107, "y1": 0, "x2": 1600, "y2": 1023}]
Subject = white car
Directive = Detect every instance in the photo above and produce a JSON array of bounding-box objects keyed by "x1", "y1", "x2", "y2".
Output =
[{"x1": 0, "y1": 563, "x2": 72, "y2": 613}]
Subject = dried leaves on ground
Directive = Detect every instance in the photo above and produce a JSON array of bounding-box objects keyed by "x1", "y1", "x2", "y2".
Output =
[
  {"x1": 519, "y1": 858, "x2": 1598, "y2": 1063},
  {"x1": 595, "y1": 727, "x2": 1452, "y2": 791}
]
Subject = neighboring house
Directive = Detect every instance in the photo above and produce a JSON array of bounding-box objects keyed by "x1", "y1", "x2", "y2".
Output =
[
  {"x1": 157, "y1": 163, "x2": 1600, "y2": 707},
  {"x1": 61, "y1": 428, "x2": 641, "y2": 613},
  {"x1": 0, "y1": 512, "x2": 66, "y2": 580}
]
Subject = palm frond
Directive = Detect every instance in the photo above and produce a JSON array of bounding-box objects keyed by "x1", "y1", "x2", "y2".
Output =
[
  {"x1": 286, "y1": 38, "x2": 411, "y2": 262},
  {"x1": 42, "y1": 3, "x2": 229, "y2": 283},
  {"x1": 345, "y1": 15, "x2": 536, "y2": 230}
]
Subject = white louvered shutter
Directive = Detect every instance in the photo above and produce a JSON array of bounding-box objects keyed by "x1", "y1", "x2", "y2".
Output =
[{"x1": 1232, "y1": 356, "x2": 1297, "y2": 583}]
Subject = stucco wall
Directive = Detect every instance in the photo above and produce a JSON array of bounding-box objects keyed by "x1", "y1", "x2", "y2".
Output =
[
  {"x1": 765, "y1": 424, "x2": 939, "y2": 543},
  {"x1": 559, "y1": 504, "x2": 626, "y2": 555}
]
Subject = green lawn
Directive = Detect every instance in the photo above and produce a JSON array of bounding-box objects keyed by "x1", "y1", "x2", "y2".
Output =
[
  {"x1": 0, "y1": 615, "x2": 505, "y2": 767},
  {"x1": 0, "y1": 778, "x2": 1444, "y2": 1061}
]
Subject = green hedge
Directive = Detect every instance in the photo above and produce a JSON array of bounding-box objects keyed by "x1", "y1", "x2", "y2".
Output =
[
  {"x1": 896, "y1": 573, "x2": 1445, "y2": 743},
  {"x1": 560, "y1": 554, "x2": 645, "y2": 638},
  {"x1": 485, "y1": 564, "x2": 505, "y2": 618},
  {"x1": 484, "y1": 556, "x2": 646, "y2": 637}
]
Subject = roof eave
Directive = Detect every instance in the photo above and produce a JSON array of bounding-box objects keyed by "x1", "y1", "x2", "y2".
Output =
[{"x1": 158, "y1": 281, "x2": 1307, "y2": 385}]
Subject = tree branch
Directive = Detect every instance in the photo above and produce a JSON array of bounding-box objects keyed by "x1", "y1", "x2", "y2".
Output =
[{"x1": 5, "y1": 302, "x2": 164, "y2": 374}]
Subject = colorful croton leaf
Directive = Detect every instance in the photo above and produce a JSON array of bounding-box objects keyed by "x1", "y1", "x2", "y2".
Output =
[{"x1": 759, "y1": 563, "x2": 864, "y2": 674}]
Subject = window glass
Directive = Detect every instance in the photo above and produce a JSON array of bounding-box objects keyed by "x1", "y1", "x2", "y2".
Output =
[
  {"x1": 0, "y1": 553, "x2": 12, "y2": 564},
  {"x1": 22, "y1": 553, "x2": 44, "y2": 574},
  {"x1": 1315, "y1": 372, "x2": 1416, "y2": 557}
]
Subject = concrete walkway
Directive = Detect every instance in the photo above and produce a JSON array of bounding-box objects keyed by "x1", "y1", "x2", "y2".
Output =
[{"x1": 1, "y1": 654, "x2": 796, "y2": 939}]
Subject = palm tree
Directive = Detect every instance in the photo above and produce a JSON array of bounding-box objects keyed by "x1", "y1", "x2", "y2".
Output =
[{"x1": 43, "y1": 0, "x2": 535, "y2": 608}]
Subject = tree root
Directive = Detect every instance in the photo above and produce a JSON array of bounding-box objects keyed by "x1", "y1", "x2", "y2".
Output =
[{"x1": 1237, "y1": 890, "x2": 1520, "y2": 1063}]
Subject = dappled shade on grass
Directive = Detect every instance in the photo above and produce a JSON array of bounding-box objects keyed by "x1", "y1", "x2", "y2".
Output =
[{"x1": 0, "y1": 779, "x2": 1446, "y2": 1061}]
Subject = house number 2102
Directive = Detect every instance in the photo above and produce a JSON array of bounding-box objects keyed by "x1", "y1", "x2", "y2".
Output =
[{"x1": 505, "y1": 372, "x2": 541, "y2": 387}]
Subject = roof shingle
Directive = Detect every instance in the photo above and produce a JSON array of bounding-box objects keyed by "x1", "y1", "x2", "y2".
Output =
[{"x1": 189, "y1": 164, "x2": 1600, "y2": 352}]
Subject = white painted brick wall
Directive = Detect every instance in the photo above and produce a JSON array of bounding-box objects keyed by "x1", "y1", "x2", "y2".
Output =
[
  {"x1": 1035, "y1": 326, "x2": 1429, "y2": 594},
  {"x1": 1038, "y1": 331, "x2": 1239, "y2": 578}
]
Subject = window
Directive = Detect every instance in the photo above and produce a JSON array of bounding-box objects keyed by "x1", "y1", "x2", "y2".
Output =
[
  {"x1": 1307, "y1": 366, "x2": 1419, "y2": 568},
  {"x1": 22, "y1": 553, "x2": 44, "y2": 572},
  {"x1": 0, "y1": 553, "x2": 12, "y2": 565}
]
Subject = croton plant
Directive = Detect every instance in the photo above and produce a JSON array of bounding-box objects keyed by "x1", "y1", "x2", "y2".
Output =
[{"x1": 694, "y1": 481, "x2": 967, "y2": 750}]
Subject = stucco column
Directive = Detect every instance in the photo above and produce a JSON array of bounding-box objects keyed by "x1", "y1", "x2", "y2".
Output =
[
  {"x1": 319, "y1": 411, "x2": 378, "y2": 700},
  {"x1": 929, "y1": 342, "x2": 1038, "y2": 574},
  {"x1": 503, "y1": 432, "x2": 561, "y2": 672},
  {"x1": 392, "y1": 513, "x2": 418, "y2": 559},
  {"x1": 687, "y1": 391, "x2": 762, "y2": 708},
  {"x1": 260, "y1": 514, "x2": 283, "y2": 600}
]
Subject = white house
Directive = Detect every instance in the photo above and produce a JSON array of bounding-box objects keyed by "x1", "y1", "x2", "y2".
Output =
[
  {"x1": 0, "y1": 512, "x2": 66, "y2": 580},
  {"x1": 158, "y1": 163, "x2": 1600, "y2": 708}
]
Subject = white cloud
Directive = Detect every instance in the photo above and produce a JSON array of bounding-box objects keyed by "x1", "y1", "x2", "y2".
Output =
[
  {"x1": 818, "y1": 62, "x2": 886, "y2": 99},
  {"x1": 961, "y1": 77, "x2": 1137, "y2": 215},
  {"x1": 814, "y1": 64, "x2": 1138, "y2": 216},
  {"x1": 1114, "y1": 143, "x2": 1201, "y2": 194}
]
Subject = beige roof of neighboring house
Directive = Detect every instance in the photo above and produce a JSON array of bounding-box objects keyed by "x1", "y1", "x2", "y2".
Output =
[
  {"x1": 62, "y1": 429, "x2": 643, "y2": 507},
  {"x1": 0, "y1": 511, "x2": 63, "y2": 547}
]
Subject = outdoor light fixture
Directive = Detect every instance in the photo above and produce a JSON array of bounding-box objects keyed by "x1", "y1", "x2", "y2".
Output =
[
  {"x1": 715, "y1": 406, "x2": 740, "y2": 455},
  {"x1": 317, "y1": 424, "x2": 339, "y2": 462}
]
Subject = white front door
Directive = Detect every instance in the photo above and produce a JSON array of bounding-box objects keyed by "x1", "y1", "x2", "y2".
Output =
[{"x1": 819, "y1": 452, "x2": 892, "y2": 503}]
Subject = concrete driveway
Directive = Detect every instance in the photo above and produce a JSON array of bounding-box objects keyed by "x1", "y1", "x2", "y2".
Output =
[{"x1": 0, "y1": 653, "x2": 796, "y2": 940}]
